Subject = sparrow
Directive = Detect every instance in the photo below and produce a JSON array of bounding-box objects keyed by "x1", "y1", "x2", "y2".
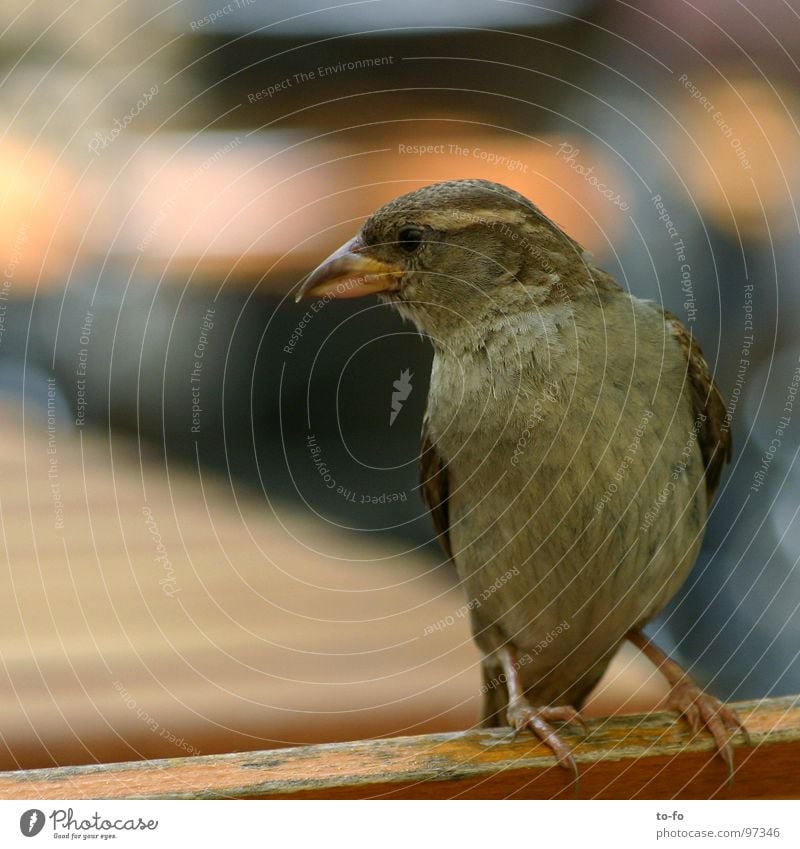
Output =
[{"x1": 296, "y1": 179, "x2": 748, "y2": 779}]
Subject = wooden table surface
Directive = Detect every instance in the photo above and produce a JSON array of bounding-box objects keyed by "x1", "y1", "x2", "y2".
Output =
[
  {"x1": 1, "y1": 697, "x2": 797, "y2": 799},
  {"x1": 0, "y1": 406, "x2": 668, "y2": 772}
]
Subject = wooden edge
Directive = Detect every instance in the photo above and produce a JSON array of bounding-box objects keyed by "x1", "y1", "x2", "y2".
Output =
[{"x1": 0, "y1": 697, "x2": 798, "y2": 800}]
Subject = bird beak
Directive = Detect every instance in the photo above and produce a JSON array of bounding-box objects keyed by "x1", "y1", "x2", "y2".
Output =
[{"x1": 295, "y1": 236, "x2": 403, "y2": 302}]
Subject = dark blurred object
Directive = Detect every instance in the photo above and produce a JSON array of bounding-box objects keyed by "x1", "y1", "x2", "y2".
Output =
[
  {"x1": 187, "y1": 3, "x2": 602, "y2": 134},
  {"x1": 4, "y1": 266, "x2": 435, "y2": 541}
]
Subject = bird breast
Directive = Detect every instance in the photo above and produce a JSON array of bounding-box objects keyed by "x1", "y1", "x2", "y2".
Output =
[{"x1": 425, "y1": 294, "x2": 707, "y2": 701}]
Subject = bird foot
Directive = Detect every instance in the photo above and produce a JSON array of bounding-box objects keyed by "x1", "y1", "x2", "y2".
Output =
[
  {"x1": 667, "y1": 679, "x2": 750, "y2": 780},
  {"x1": 506, "y1": 700, "x2": 586, "y2": 779}
]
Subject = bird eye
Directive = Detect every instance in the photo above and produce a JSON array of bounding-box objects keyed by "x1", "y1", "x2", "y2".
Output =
[{"x1": 397, "y1": 226, "x2": 424, "y2": 253}]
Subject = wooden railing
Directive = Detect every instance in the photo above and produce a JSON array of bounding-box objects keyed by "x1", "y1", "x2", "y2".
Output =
[{"x1": 1, "y1": 696, "x2": 797, "y2": 800}]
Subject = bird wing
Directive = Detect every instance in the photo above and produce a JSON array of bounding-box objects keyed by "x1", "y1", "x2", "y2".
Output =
[
  {"x1": 419, "y1": 418, "x2": 452, "y2": 559},
  {"x1": 662, "y1": 308, "x2": 731, "y2": 501}
]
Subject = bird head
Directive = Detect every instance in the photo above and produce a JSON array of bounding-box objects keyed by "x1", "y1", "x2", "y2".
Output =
[{"x1": 296, "y1": 179, "x2": 590, "y2": 344}]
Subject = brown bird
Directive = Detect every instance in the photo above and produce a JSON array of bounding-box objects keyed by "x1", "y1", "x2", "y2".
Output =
[{"x1": 297, "y1": 179, "x2": 748, "y2": 778}]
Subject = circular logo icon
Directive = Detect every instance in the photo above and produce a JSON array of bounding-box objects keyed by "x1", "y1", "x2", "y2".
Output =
[{"x1": 19, "y1": 809, "x2": 45, "y2": 837}]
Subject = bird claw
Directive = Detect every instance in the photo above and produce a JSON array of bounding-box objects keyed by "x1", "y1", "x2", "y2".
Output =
[
  {"x1": 506, "y1": 701, "x2": 585, "y2": 780},
  {"x1": 667, "y1": 680, "x2": 750, "y2": 783}
]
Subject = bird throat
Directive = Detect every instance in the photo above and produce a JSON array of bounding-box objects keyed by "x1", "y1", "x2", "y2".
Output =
[{"x1": 428, "y1": 303, "x2": 575, "y2": 408}]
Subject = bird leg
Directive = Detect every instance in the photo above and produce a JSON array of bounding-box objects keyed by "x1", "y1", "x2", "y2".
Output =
[
  {"x1": 626, "y1": 629, "x2": 750, "y2": 780},
  {"x1": 496, "y1": 644, "x2": 586, "y2": 779}
]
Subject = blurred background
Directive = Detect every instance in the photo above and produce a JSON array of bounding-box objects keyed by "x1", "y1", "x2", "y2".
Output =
[{"x1": 1, "y1": 0, "x2": 799, "y2": 769}]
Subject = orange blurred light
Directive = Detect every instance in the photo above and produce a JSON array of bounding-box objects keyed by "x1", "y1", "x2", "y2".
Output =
[{"x1": 0, "y1": 138, "x2": 86, "y2": 291}]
